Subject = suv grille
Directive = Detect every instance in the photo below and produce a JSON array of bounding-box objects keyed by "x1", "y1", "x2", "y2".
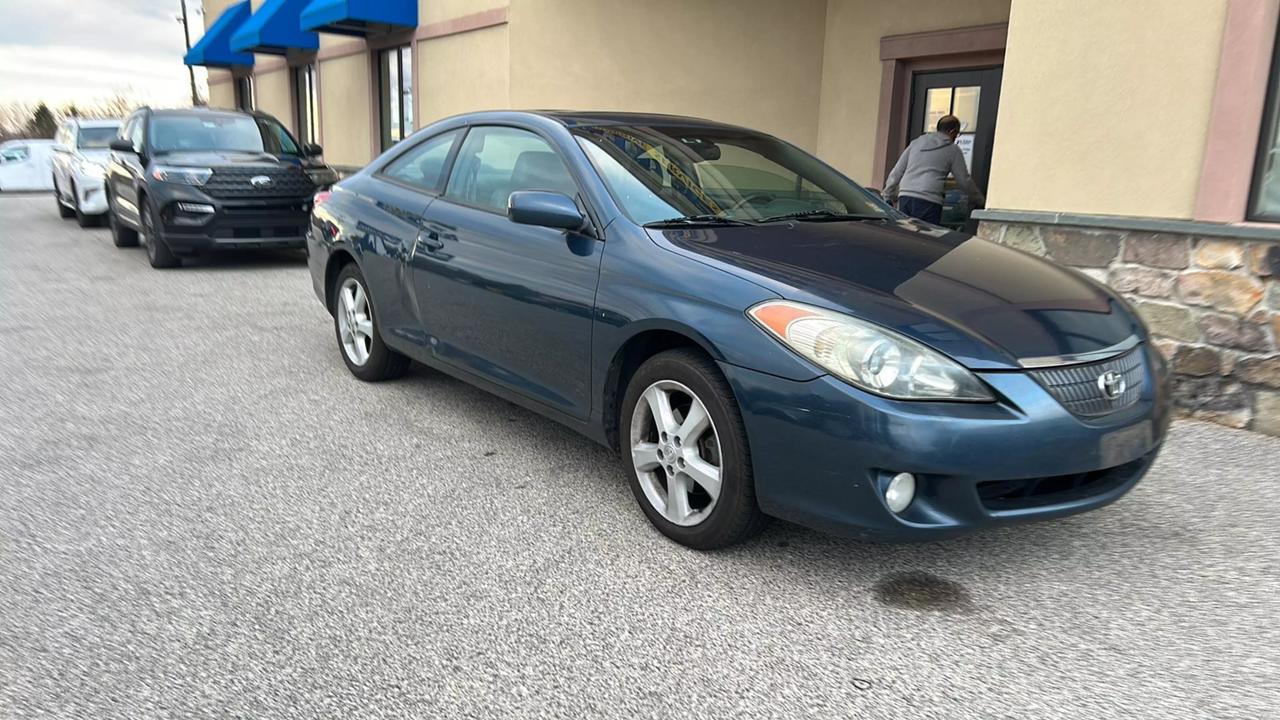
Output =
[
  {"x1": 1028, "y1": 348, "x2": 1143, "y2": 417},
  {"x1": 202, "y1": 166, "x2": 315, "y2": 199}
]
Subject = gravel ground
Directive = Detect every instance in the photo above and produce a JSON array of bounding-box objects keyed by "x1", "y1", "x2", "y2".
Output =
[{"x1": 1, "y1": 193, "x2": 1277, "y2": 719}]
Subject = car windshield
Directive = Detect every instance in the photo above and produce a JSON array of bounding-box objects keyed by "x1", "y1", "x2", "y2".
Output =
[
  {"x1": 148, "y1": 113, "x2": 300, "y2": 156},
  {"x1": 77, "y1": 126, "x2": 120, "y2": 149},
  {"x1": 572, "y1": 124, "x2": 895, "y2": 225}
]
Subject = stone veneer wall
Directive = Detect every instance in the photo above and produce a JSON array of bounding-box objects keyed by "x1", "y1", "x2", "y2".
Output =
[{"x1": 976, "y1": 221, "x2": 1280, "y2": 436}]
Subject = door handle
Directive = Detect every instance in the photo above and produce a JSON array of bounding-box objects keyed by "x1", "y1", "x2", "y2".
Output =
[{"x1": 419, "y1": 229, "x2": 444, "y2": 251}]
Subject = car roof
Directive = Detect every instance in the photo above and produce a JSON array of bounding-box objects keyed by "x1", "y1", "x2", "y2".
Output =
[
  {"x1": 72, "y1": 119, "x2": 122, "y2": 128},
  {"x1": 533, "y1": 110, "x2": 749, "y2": 131}
]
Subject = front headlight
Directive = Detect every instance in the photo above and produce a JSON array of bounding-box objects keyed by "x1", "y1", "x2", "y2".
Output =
[
  {"x1": 79, "y1": 161, "x2": 106, "y2": 179},
  {"x1": 151, "y1": 165, "x2": 212, "y2": 185},
  {"x1": 748, "y1": 300, "x2": 994, "y2": 401}
]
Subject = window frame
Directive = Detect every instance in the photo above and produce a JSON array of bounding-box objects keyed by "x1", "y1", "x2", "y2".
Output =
[
  {"x1": 1248, "y1": 23, "x2": 1280, "y2": 222},
  {"x1": 436, "y1": 124, "x2": 589, "y2": 219},
  {"x1": 374, "y1": 128, "x2": 465, "y2": 196},
  {"x1": 292, "y1": 62, "x2": 318, "y2": 146},
  {"x1": 377, "y1": 44, "x2": 413, "y2": 152},
  {"x1": 234, "y1": 75, "x2": 255, "y2": 113}
]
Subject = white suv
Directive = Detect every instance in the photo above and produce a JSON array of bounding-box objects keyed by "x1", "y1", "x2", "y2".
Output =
[{"x1": 52, "y1": 118, "x2": 122, "y2": 226}]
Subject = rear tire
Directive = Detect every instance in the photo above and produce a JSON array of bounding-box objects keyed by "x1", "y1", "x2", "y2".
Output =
[
  {"x1": 54, "y1": 179, "x2": 73, "y2": 218},
  {"x1": 107, "y1": 190, "x2": 138, "y2": 248},
  {"x1": 141, "y1": 197, "x2": 179, "y2": 269},
  {"x1": 620, "y1": 348, "x2": 769, "y2": 549},
  {"x1": 332, "y1": 263, "x2": 410, "y2": 381}
]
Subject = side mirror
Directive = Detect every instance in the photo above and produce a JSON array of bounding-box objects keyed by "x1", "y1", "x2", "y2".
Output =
[
  {"x1": 507, "y1": 190, "x2": 585, "y2": 231},
  {"x1": 109, "y1": 138, "x2": 134, "y2": 152},
  {"x1": 303, "y1": 143, "x2": 323, "y2": 157}
]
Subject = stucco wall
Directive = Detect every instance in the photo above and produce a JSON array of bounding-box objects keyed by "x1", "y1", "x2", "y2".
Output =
[
  {"x1": 815, "y1": 0, "x2": 1011, "y2": 183},
  {"x1": 203, "y1": 0, "x2": 237, "y2": 28},
  {"x1": 421, "y1": 0, "x2": 506, "y2": 25},
  {"x1": 207, "y1": 71, "x2": 236, "y2": 109},
  {"x1": 317, "y1": 53, "x2": 373, "y2": 167},
  {"x1": 417, "y1": 25, "x2": 510, "y2": 126},
  {"x1": 507, "y1": 0, "x2": 827, "y2": 150},
  {"x1": 254, "y1": 68, "x2": 292, "y2": 129},
  {"x1": 986, "y1": 0, "x2": 1229, "y2": 219}
]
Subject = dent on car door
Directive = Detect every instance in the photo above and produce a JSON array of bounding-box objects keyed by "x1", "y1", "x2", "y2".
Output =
[
  {"x1": 357, "y1": 128, "x2": 464, "y2": 349},
  {"x1": 411, "y1": 125, "x2": 604, "y2": 420}
]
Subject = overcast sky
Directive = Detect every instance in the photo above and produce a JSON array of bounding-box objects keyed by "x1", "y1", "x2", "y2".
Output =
[{"x1": 0, "y1": 0, "x2": 209, "y2": 109}]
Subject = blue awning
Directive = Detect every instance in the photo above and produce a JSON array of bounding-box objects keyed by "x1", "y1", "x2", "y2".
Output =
[
  {"x1": 184, "y1": 0, "x2": 254, "y2": 68},
  {"x1": 231, "y1": 0, "x2": 319, "y2": 55},
  {"x1": 300, "y1": 0, "x2": 417, "y2": 36}
]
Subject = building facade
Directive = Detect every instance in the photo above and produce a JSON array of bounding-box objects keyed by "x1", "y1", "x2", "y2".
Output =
[{"x1": 187, "y1": 0, "x2": 1280, "y2": 435}]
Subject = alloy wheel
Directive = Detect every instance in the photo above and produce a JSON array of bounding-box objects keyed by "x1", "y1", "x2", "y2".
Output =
[
  {"x1": 337, "y1": 277, "x2": 374, "y2": 366},
  {"x1": 629, "y1": 379, "x2": 723, "y2": 527}
]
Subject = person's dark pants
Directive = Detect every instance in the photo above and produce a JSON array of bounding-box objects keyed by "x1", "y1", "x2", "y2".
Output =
[{"x1": 897, "y1": 196, "x2": 943, "y2": 225}]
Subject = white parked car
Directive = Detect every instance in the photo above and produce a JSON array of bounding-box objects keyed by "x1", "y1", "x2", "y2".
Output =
[
  {"x1": 52, "y1": 118, "x2": 122, "y2": 225},
  {"x1": 0, "y1": 139, "x2": 56, "y2": 192}
]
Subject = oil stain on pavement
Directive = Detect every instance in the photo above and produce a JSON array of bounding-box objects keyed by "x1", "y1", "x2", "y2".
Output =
[{"x1": 873, "y1": 571, "x2": 973, "y2": 613}]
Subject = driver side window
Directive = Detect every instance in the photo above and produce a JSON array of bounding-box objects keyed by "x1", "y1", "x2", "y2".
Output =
[{"x1": 128, "y1": 117, "x2": 145, "y2": 152}]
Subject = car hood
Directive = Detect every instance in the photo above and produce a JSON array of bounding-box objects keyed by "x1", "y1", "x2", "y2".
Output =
[
  {"x1": 78, "y1": 149, "x2": 113, "y2": 164},
  {"x1": 150, "y1": 150, "x2": 310, "y2": 168},
  {"x1": 649, "y1": 219, "x2": 1141, "y2": 370}
]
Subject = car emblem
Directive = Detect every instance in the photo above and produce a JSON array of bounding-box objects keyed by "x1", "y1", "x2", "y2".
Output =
[
  {"x1": 250, "y1": 175, "x2": 273, "y2": 188},
  {"x1": 1097, "y1": 370, "x2": 1126, "y2": 400}
]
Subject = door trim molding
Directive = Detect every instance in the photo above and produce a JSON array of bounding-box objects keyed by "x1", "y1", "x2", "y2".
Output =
[{"x1": 872, "y1": 23, "x2": 1008, "y2": 189}]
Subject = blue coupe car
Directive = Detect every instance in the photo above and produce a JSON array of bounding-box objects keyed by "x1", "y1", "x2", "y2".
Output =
[{"x1": 307, "y1": 111, "x2": 1171, "y2": 549}]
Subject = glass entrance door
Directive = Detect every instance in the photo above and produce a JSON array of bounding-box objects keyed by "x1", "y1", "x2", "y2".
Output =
[{"x1": 907, "y1": 67, "x2": 1002, "y2": 230}]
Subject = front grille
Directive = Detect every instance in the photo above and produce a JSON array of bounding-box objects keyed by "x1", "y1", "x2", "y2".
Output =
[
  {"x1": 976, "y1": 454, "x2": 1150, "y2": 511},
  {"x1": 202, "y1": 166, "x2": 315, "y2": 199},
  {"x1": 1028, "y1": 348, "x2": 1144, "y2": 417}
]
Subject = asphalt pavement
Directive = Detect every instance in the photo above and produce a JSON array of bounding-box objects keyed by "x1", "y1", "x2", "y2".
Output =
[{"x1": 1, "y1": 193, "x2": 1277, "y2": 718}]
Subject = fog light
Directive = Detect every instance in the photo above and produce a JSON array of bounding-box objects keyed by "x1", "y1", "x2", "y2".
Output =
[
  {"x1": 177, "y1": 202, "x2": 214, "y2": 214},
  {"x1": 885, "y1": 472, "x2": 916, "y2": 513}
]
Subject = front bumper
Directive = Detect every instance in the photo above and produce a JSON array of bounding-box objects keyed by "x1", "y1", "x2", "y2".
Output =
[
  {"x1": 152, "y1": 184, "x2": 311, "y2": 254},
  {"x1": 72, "y1": 170, "x2": 109, "y2": 214},
  {"x1": 723, "y1": 343, "x2": 1172, "y2": 542}
]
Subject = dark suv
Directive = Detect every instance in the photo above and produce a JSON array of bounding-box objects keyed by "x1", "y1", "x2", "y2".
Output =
[{"x1": 105, "y1": 107, "x2": 337, "y2": 268}]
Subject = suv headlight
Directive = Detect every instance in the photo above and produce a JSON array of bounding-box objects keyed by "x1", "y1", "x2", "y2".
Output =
[
  {"x1": 151, "y1": 165, "x2": 212, "y2": 185},
  {"x1": 78, "y1": 160, "x2": 106, "y2": 179},
  {"x1": 748, "y1": 300, "x2": 994, "y2": 401}
]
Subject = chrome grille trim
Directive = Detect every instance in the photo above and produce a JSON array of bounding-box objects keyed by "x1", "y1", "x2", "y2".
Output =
[
  {"x1": 1028, "y1": 347, "x2": 1144, "y2": 417},
  {"x1": 1018, "y1": 335, "x2": 1141, "y2": 369}
]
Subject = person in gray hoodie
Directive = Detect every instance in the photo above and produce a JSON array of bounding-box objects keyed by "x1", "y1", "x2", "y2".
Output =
[{"x1": 881, "y1": 115, "x2": 985, "y2": 225}]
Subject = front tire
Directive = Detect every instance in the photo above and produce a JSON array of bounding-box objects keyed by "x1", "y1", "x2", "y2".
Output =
[
  {"x1": 140, "y1": 197, "x2": 179, "y2": 268},
  {"x1": 332, "y1": 263, "x2": 410, "y2": 381},
  {"x1": 620, "y1": 348, "x2": 768, "y2": 549},
  {"x1": 107, "y1": 190, "x2": 138, "y2": 248}
]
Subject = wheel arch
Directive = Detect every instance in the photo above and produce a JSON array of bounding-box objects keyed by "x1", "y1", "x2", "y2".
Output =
[
  {"x1": 602, "y1": 322, "x2": 727, "y2": 452},
  {"x1": 324, "y1": 248, "x2": 359, "y2": 313}
]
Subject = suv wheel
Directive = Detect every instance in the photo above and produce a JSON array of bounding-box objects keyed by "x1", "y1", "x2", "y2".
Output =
[
  {"x1": 620, "y1": 348, "x2": 769, "y2": 549},
  {"x1": 140, "y1": 197, "x2": 179, "y2": 269},
  {"x1": 332, "y1": 263, "x2": 410, "y2": 381},
  {"x1": 54, "y1": 178, "x2": 74, "y2": 219},
  {"x1": 107, "y1": 191, "x2": 138, "y2": 248}
]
